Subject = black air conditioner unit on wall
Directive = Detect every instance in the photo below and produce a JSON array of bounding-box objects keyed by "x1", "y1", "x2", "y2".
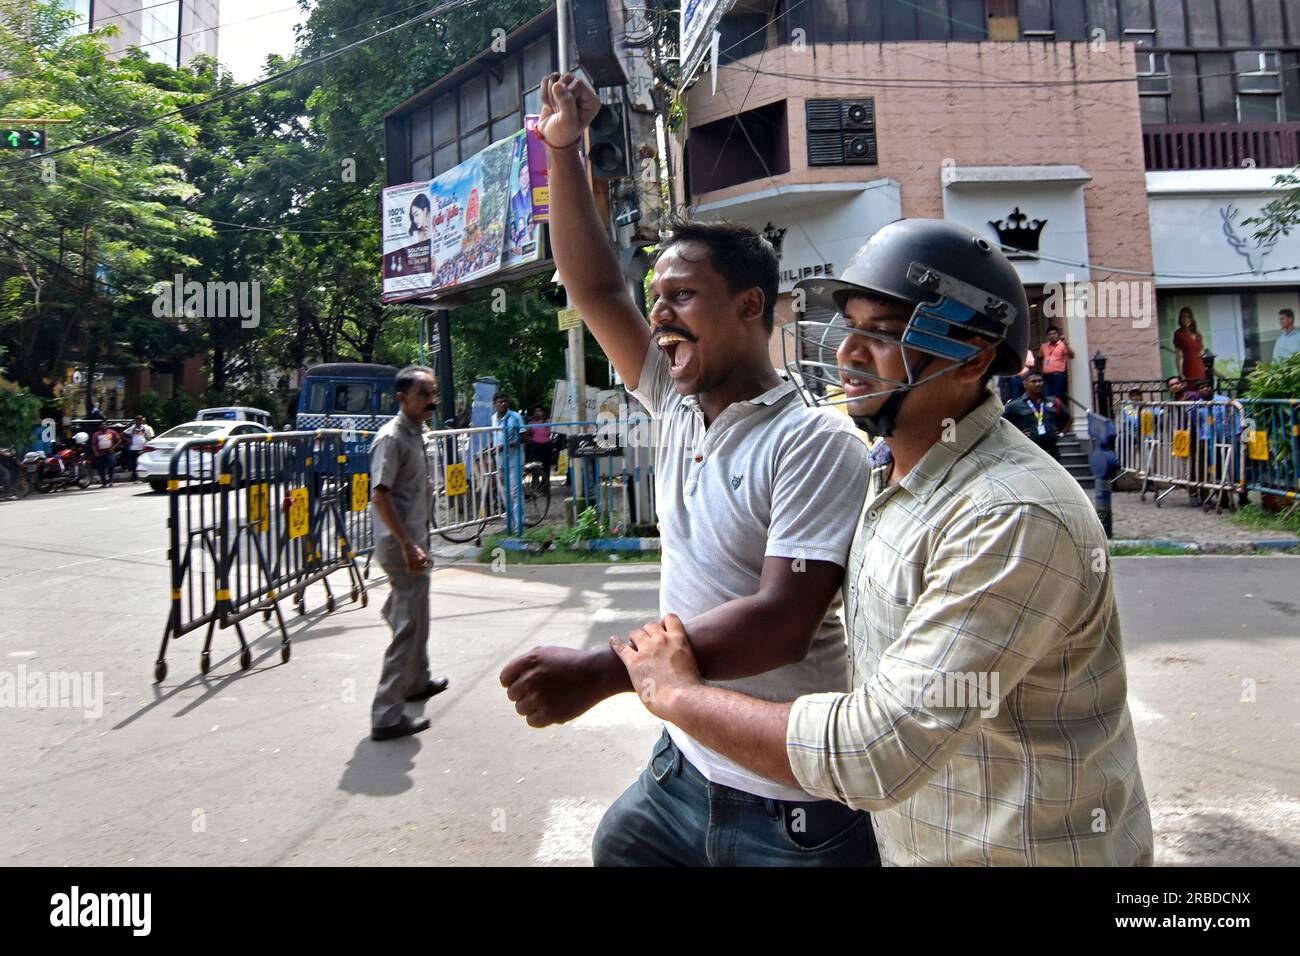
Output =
[
  {"x1": 806, "y1": 98, "x2": 877, "y2": 167},
  {"x1": 572, "y1": 0, "x2": 628, "y2": 88}
]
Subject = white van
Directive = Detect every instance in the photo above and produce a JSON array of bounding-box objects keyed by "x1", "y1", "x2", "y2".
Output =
[{"x1": 195, "y1": 406, "x2": 274, "y2": 428}]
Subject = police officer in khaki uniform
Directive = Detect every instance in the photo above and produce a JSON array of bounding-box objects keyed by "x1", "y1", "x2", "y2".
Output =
[{"x1": 369, "y1": 365, "x2": 448, "y2": 741}]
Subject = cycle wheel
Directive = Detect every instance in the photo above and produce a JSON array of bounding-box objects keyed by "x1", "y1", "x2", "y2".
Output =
[
  {"x1": 436, "y1": 515, "x2": 491, "y2": 544},
  {"x1": 524, "y1": 476, "x2": 551, "y2": 527}
]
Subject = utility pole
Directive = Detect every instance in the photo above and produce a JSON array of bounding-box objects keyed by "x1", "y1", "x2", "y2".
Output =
[
  {"x1": 556, "y1": 0, "x2": 591, "y2": 511},
  {"x1": 81, "y1": 225, "x2": 94, "y2": 417},
  {"x1": 557, "y1": 0, "x2": 586, "y2": 430}
]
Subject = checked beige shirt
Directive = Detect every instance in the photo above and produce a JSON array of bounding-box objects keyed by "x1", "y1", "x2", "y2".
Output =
[{"x1": 786, "y1": 391, "x2": 1154, "y2": 866}]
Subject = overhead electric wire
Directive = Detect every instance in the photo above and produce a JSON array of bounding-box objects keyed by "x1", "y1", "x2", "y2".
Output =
[{"x1": 0, "y1": 0, "x2": 482, "y2": 169}]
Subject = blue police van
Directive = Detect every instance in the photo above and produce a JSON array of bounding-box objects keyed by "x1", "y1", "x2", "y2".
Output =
[{"x1": 296, "y1": 363, "x2": 401, "y2": 471}]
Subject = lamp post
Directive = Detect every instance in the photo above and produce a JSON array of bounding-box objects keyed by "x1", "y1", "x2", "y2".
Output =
[{"x1": 1091, "y1": 350, "x2": 1109, "y2": 419}]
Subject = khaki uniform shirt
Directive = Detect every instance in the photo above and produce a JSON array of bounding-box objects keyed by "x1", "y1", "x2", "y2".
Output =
[{"x1": 369, "y1": 412, "x2": 430, "y2": 570}]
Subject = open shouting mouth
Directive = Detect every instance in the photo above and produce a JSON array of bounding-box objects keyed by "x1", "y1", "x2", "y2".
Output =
[{"x1": 655, "y1": 330, "x2": 698, "y2": 378}]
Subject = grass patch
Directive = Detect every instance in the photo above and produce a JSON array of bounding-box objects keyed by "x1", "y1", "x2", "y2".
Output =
[
  {"x1": 477, "y1": 533, "x2": 660, "y2": 565},
  {"x1": 1228, "y1": 502, "x2": 1300, "y2": 536},
  {"x1": 1110, "y1": 544, "x2": 1192, "y2": 557}
]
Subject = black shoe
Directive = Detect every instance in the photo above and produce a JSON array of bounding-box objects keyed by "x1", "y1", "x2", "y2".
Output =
[
  {"x1": 371, "y1": 715, "x2": 430, "y2": 741},
  {"x1": 405, "y1": 677, "x2": 449, "y2": 702}
]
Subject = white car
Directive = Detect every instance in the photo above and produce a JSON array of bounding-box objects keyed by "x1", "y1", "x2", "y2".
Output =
[{"x1": 136, "y1": 420, "x2": 271, "y2": 492}]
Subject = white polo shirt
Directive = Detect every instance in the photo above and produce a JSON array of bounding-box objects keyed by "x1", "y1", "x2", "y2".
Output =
[{"x1": 631, "y1": 342, "x2": 871, "y2": 801}]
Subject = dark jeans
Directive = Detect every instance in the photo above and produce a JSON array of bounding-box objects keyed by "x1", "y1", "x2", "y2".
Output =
[
  {"x1": 592, "y1": 731, "x2": 880, "y2": 867},
  {"x1": 94, "y1": 454, "x2": 114, "y2": 485},
  {"x1": 122, "y1": 448, "x2": 140, "y2": 479},
  {"x1": 524, "y1": 441, "x2": 552, "y2": 489},
  {"x1": 1043, "y1": 371, "x2": 1068, "y2": 400}
]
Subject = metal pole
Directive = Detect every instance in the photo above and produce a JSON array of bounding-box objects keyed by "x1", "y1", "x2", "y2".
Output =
[
  {"x1": 557, "y1": 0, "x2": 587, "y2": 507},
  {"x1": 434, "y1": 309, "x2": 456, "y2": 427}
]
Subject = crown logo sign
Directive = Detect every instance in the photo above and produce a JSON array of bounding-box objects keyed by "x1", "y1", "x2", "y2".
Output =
[{"x1": 988, "y1": 207, "x2": 1046, "y2": 256}]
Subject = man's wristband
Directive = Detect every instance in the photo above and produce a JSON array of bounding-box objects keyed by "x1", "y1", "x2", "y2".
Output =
[{"x1": 537, "y1": 128, "x2": 583, "y2": 150}]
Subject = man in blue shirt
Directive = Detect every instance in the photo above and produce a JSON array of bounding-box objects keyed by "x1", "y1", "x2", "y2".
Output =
[
  {"x1": 492, "y1": 392, "x2": 526, "y2": 531},
  {"x1": 1273, "y1": 308, "x2": 1300, "y2": 362}
]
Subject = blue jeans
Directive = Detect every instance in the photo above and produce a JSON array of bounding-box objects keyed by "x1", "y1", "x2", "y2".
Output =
[
  {"x1": 1043, "y1": 371, "x2": 1068, "y2": 400},
  {"x1": 592, "y1": 731, "x2": 880, "y2": 867}
]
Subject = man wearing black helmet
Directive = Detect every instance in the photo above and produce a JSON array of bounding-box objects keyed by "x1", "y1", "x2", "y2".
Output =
[{"x1": 610, "y1": 219, "x2": 1154, "y2": 865}]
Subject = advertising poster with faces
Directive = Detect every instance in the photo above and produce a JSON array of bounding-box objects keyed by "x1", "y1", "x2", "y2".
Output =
[
  {"x1": 380, "y1": 181, "x2": 435, "y2": 303},
  {"x1": 428, "y1": 133, "x2": 513, "y2": 291},
  {"x1": 502, "y1": 129, "x2": 543, "y2": 270}
]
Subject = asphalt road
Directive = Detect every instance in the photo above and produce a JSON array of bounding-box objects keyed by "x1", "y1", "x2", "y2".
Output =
[{"x1": 0, "y1": 484, "x2": 1297, "y2": 865}]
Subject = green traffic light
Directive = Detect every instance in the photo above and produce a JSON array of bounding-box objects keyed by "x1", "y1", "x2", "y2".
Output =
[{"x1": 4, "y1": 131, "x2": 17, "y2": 148}]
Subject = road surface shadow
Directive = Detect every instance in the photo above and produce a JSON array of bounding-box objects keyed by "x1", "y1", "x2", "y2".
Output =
[{"x1": 338, "y1": 735, "x2": 422, "y2": 796}]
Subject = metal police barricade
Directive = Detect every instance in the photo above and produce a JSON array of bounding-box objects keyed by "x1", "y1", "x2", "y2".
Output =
[
  {"x1": 549, "y1": 414, "x2": 660, "y2": 534},
  {"x1": 427, "y1": 424, "x2": 511, "y2": 544},
  {"x1": 1241, "y1": 399, "x2": 1300, "y2": 513},
  {"x1": 1115, "y1": 399, "x2": 1247, "y2": 512},
  {"x1": 154, "y1": 430, "x2": 369, "y2": 682},
  {"x1": 154, "y1": 435, "x2": 232, "y2": 682},
  {"x1": 330, "y1": 426, "x2": 377, "y2": 573}
]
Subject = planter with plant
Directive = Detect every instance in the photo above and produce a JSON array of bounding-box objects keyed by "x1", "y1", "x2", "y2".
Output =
[{"x1": 1242, "y1": 353, "x2": 1300, "y2": 512}]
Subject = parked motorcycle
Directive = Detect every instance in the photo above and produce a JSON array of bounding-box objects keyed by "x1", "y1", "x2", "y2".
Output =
[
  {"x1": 0, "y1": 447, "x2": 31, "y2": 499},
  {"x1": 30, "y1": 439, "x2": 93, "y2": 493}
]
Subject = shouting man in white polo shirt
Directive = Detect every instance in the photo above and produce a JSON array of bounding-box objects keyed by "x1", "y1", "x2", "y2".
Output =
[{"x1": 498, "y1": 72, "x2": 876, "y2": 866}]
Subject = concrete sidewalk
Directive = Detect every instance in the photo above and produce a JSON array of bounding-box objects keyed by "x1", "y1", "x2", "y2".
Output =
[{"x1": 1110, "y1": 491, "x2": 1298, "y2": 551}]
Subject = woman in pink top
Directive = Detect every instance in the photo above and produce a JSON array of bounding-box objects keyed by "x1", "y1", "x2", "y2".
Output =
[
  {"x1": 1172, "y1": 307, "x2": 1207, "y2": 384},
  {"x1": 524, "y1": 406, "x2": 553, "y2": 490}
]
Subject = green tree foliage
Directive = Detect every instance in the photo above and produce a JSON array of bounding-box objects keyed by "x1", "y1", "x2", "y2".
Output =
[
  {"x1": 1245, "y1": 168, "x2": 1300, "y2": 242},
  {"x1": 0, "y1": 0, "x2": 213, "y2": 401},
  {"x1": 3, "y1": 0, "x2": 598, "y2": 422},
  {"x1": 0, "y1": 378, "x2": 43, "y2": 451}
]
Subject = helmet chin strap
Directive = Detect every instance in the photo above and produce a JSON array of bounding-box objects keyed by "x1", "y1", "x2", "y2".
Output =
[{"x1": 852, "y1": 355, "x2": 934, "y2": 439}]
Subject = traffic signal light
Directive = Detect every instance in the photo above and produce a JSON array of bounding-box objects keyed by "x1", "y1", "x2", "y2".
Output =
[
  {"x1": 587, "y1": 102, "x2": 629, "y2": 180},
  {"x1": 2, "y1": 129, "x2": 46, "y2": 150}
]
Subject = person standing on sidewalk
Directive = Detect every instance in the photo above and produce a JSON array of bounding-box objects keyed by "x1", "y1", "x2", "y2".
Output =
[
  {"x1": 1002, "y1": 371, "x2": 1071, "y2": 462},
  {"x1": 524, "y1": 406, "x2": 553, "y2": 492},
  {"x1": 491, "y1": 393, "x2": 526, "y2": 532},
  {"x1": 1038, "y1": 325, "x2": 1074, "y2": 400},
  {"x1": 91, "y1": 421, "x2": 122, "y2": 488},
  {"x1": 122, "y1": 416, "x2": 154, "y2": 481},
  {"x1": 369, "y1": 365, "x2": 448, "y2": 742}
]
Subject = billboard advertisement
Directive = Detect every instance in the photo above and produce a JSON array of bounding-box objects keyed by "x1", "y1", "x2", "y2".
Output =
[
  {"x1": 381, "y1": 181, "x2": 436, "y2": 303},
  {"x1": 382, "y1": 128, "x2": 547, "y2": 302}
]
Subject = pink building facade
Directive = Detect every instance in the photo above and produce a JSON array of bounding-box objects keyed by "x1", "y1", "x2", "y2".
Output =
[{"x1": 684, "y1": 40, "x2": 1164, "y2": 407}]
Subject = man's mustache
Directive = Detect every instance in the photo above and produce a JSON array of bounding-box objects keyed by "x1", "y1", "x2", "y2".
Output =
[{"x1": 653, "y1": 325, "x2": 697, "y2": 341}]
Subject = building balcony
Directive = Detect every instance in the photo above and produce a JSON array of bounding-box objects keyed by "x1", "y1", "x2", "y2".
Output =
[{"x1": 1143, "y1": 122, "x2": 1300, "y2": 171}]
